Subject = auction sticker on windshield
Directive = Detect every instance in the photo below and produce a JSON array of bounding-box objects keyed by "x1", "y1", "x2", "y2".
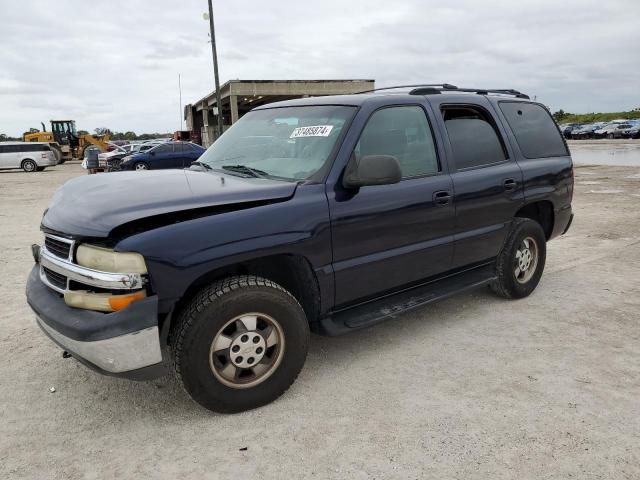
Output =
[{"x1": 290, "y1": 125, "x2": 334, "y2": 138}]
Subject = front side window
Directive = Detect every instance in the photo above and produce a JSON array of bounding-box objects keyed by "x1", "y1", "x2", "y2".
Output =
[
  {"x1": 354, "y1": 106, "x2": 439, "y2": 178},
  {"x1": 499, "y1": 102, "x2": 568, "y2": 158},
  {"x1": 442, "y1": 106, "x2": 507, "y2": 170},
  {"x1": 152, "y1": 144, "x2": 173, "y2": 154},
  {"x1": 197, "y1": 105, "x2": 355, "y2": 181}
]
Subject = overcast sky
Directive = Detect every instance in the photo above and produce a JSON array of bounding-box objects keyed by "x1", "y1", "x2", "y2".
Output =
[{"x1": 1, "y1": 0, "x2": 638, "y2": 136}]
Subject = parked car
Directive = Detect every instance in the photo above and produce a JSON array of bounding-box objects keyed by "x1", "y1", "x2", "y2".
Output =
[
  {"x1": 120, "y1": 141, "x2": 205, "y2": 170},
  {"x1": 26, "y1": 85, "x2": 574, "y2": 413},
  {"x1": 620, "y1": 124, "x2": 640, "y2": 139},
  {"x1": 594, "y1": 123, "x2": 634, "y2": 139},
  {"x1": 559, "y1": 123, "x2": 583, "y2": 139},
  {"x1": 570, "y1": 123, "x2": 606, "y2": 139},
  {"x1": 0, "y1": 142, "x2": 57, "y2": 172},
  {"x1": 97, "y1": 146, "x2": 130, "y2": 170}
]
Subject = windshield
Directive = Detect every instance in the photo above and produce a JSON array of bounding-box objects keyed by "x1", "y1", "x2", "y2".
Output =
[{"x1": 196, "y1": 105, "x2": 355, "y2": 181}]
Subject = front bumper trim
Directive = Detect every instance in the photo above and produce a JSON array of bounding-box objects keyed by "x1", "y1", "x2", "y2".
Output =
[{"x1": 36, "y1": 316, "x2": 163, "y2": 374}]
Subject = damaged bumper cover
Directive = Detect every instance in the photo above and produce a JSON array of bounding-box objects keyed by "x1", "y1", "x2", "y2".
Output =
[{"x1": 25, "y1": 266, "x2": 166, "y2": 380}]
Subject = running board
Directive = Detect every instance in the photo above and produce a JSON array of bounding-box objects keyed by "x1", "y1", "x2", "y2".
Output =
[{"x1": 317, "y1": 264, "x2": 496, "y2": 336}]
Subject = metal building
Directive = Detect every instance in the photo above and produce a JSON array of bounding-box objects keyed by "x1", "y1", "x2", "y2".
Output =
[{"x1": 184, "y1": 79, "x2": 374, "y2": 147}]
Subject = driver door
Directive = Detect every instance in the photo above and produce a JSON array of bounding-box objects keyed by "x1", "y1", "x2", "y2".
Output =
[{"x1": 328, "y1": 105, "x2": 456, "y2": 307}]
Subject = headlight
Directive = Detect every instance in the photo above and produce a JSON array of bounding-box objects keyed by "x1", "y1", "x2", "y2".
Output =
[
  {"x1": 76, "y1": 244, "x2": 147, "y2": 274},
  {"x1": 122, "y1": 155, "x2": 132, "y2": 163}
]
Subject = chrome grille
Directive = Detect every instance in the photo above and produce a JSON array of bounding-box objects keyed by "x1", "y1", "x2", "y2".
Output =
[
  {"x1": 44, "y1": 235, "x2": 73, "y2": 260},
  {"x1": 42, "y1": 266, "x2": 67, "y2": 290}
]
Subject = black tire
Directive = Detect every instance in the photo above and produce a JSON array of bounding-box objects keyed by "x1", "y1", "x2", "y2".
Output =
[
  {"x1": 171, "y1": 275, "x2": 310, "y2": 413},
  {"x1": 51, "y1": 145, "x2": 63, "y2": 163},
  {"x1": 21, "y1": 159, "x2": 37, "y2": 172},
  {"x1": 490, "y1": 218, "x2": 546, "y2": 299},
  {"x1": 134, "y1": 161, "x2": 149, "y2": 171}
]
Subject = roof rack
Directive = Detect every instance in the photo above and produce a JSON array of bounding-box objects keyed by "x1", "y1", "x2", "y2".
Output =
[
  {"x1": 356, "y1": 84, "x2": 459, "y2": 94},
  {"x1": 356, "y1": 84, "x2": 530, "y2": 99}
]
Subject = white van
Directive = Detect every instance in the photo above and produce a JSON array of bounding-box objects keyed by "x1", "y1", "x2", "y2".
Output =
[{"x1": 0, "y1": 142, "x2": 58, "y2": 172}]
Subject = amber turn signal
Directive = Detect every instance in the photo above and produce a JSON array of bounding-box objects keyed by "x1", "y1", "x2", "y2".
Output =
[{"x1": 108, "y1": 291, "x2": 146, "y2": 311}]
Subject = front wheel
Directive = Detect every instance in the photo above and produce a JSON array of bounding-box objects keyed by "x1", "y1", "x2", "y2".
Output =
[
  {"x1": 490, "y1": 218, "x2": 547, "y2": 299},
  {"x1": 171, "y1": 276, "x2": 309, "y2": 413},
  {"x1": 134, "y1": 161, "x2": 149, "y2": 170}
]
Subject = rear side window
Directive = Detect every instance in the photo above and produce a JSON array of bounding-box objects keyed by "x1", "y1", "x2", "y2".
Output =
[
  {"x1": 355, "y1": 106, "x2": 439, "y2": 178},
  {"x1": 442, "y1": 106, "x2": 507, "y2": 170},
  {"x1": 499, "y1": 102, "x2": 568, "y2": 158},
  {"x1": 18, "y1": 144, "x2": 48, "y2": 152}
]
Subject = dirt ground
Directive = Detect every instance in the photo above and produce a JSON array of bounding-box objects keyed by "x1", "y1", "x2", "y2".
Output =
[{"x1": 1, "y1": 159, "x2": 639, "y2": 479}]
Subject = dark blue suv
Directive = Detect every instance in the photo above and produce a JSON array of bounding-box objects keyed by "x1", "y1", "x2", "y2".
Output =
[
  {"x1": 120, "y1": 141, "x2": 205, "y2": 170},
  {"x1": 26, "y1": 84, "x2": 573, "y2": 413}
]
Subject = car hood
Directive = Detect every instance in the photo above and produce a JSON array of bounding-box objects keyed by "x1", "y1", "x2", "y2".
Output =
[{"x1": 42, "y1": 169, "x2": 298, "y2": 237}]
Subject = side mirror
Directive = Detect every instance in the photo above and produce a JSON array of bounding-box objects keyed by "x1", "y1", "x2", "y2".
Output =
[{"x1": 343, "y1": 154, "x2": 402, "y2": 188}]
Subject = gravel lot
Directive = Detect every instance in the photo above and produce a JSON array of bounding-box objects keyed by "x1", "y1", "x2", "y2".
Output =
[{"x1": 1, "y1": 159, "x2": 639, "y2": 479}]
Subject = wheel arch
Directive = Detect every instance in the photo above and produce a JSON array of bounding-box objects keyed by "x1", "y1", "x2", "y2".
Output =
[
  {"x1": 163, "y1": 253, "x2": 321, "y2": 345},
  {"x1": 515, "y1": 200, "x2": 554, "y2": 240}
]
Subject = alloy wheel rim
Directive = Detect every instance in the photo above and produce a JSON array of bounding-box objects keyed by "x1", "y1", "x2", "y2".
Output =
[
  {"x1": 209, "y1": 313, "x2": 285, "y2": 389},
  {"x1": 514, "y1": 236, "x2": 538, "y2": 284},
  {"x1": 135, "y1": 163, "x2": 147, "y2": 170},
  {"x1": 24, "y1": 161, "x2": 35, "y2": 171}
]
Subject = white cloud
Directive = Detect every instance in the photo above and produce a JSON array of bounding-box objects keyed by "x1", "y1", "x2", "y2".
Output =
[{"x1": 0, "y1": 0, "x2": 638, "y2": 136}]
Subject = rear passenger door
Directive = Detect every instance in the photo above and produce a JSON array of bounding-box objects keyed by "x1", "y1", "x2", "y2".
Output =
[
  {"x1": 429, "y1": 97, "x2": 524, "y2": 268},
  {"x1": 149, "y1": 144, "x2": 177, "y2": 169},
  {"x1": 328, "y1": 104, "x2": 455, "y2": 307}
]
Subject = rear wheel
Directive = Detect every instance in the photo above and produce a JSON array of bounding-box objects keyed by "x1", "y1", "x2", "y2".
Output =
[
  {"x1": 490, "y1": 218, "x2": 546, "y2": 299},
  {"x1": 171, "y1": 276, "x2": 309, "y2": 413},
  {"x1": 22, "y1": 159, "x2": 37, "y2": 172},
  {"x1": 134, "y1": 161, "x2": 148, "y2": 170}
]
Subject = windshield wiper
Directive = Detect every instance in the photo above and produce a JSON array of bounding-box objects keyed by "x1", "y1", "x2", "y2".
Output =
[
  {"x1": 221, "y1": 165, "x2": 269, "y2": 178},
  {"x1": 191, "y1": 161, "x2": 212, "y2": 170}
]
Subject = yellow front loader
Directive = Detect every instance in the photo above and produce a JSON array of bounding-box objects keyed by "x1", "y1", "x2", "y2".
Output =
[{"x1": 23, "y1": 120, "x2": 110, "y2": 162}]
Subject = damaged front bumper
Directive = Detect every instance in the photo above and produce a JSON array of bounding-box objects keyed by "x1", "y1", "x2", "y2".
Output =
[{"x1": 25, "y1": 266, "x2": 166, "y2": 380}]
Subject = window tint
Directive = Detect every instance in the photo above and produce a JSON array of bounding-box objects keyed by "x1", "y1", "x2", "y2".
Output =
[
  {"x1": 355, "y1": 106, "x2": 439, "y2": 178},
  {"x1": 2, "y1": 145, "x2": 20, "y2": 153},
  {"x1": 18, "y1": 144, "x2": 47, "y2": 152},
  {"x1": 499, "y1": 102, "x2": 568, "y2": 158},
  {"x1": 442, "y1": 106, "x2": 507, "y2": 169},
  {"x1": 153, "y1": 144, "x2": 173, "y2": 154}
]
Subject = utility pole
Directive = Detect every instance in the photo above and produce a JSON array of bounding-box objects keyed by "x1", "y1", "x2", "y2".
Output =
[
  {"x1": 207, "y1": 0, "x2": 224, "y2": 138},
  {"x1": 178, "y1": 73, "x2": 183, "y2": 131}
]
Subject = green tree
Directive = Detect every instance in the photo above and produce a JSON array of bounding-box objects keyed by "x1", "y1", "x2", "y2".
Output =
[{"x1": 552, "y1": 109, "x2": 569, "y2": 122}]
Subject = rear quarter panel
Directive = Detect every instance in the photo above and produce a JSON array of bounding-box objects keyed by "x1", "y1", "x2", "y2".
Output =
[{"x1": 487, "y1": 99, "x2": 573, "y2": 239}]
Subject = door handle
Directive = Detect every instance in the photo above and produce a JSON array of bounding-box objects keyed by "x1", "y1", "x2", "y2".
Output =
[
  {"x1": 433, "y1": 190, "x2": 452, "y2": 206},
  {"x1": 503, "y1": 178, "x2": 517, "y2": 191}
]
